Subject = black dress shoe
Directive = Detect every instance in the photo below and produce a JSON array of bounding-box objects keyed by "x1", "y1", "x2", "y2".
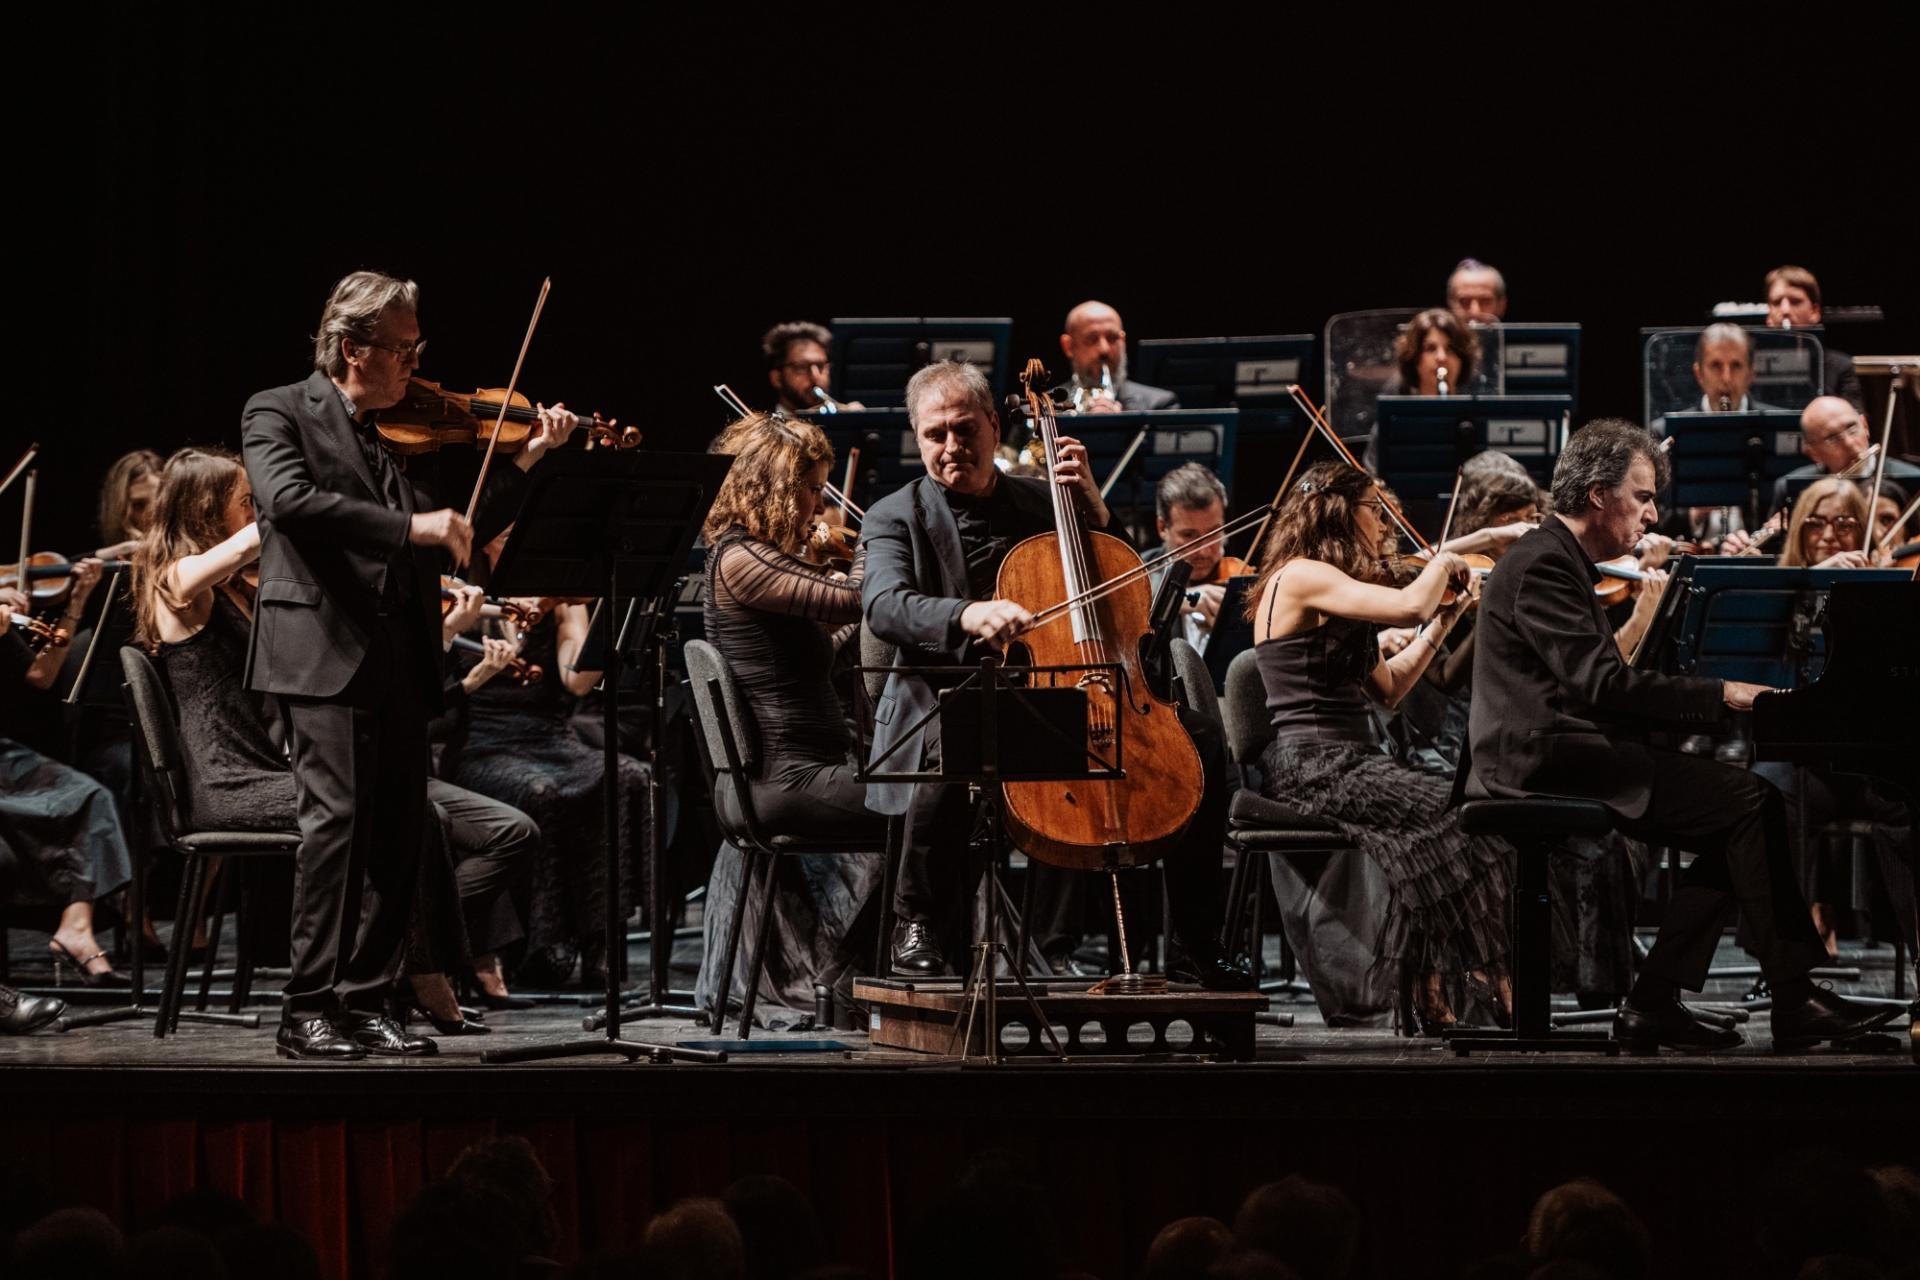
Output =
[
  {"x1": 891, "y1": 921, "x2": 946, "y2": 977},
  {"x1": 276, "y1": 1015, "x2": 368, "y2": 1061},
  {"x1": 341, "y1": 1011, "x2": 438, "y2": 1056},
  {"x1": 1770, "y1": 986, "x2": 1903, "y2": 1050},
  {"x1": 1172, "y1": 955, "x2": 1257, "y2": 993},
  {"x1": 0, "y1": 984, "x2": 65, "y2": 1034},
  {"x1": 1613, "y1": 995, "x2": 1744, "y2": 1055}
]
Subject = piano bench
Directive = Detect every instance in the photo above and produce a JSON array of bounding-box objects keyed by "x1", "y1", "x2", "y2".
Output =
[{"x1": 1450, "y1": 798, "x2": 1621, "y2": 1057}]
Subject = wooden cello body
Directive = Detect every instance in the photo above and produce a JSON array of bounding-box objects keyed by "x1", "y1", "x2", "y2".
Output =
[{"x1": 995, "y1": 360, "x2": 1203, "y2": 872}]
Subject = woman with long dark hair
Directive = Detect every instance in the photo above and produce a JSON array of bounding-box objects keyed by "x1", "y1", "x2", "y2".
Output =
[{"x1": 1247, "y1": 459, "x2": 1509, "y2": 1032}]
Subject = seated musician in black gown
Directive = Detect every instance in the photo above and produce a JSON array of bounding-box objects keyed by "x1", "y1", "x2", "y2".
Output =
[
  {"x1": 860, "y1": 360, "x2": 1247, "y2": 989},
  {"x1": 692, "y1": 412, "x2": 886, "y2": 1022},
  {"x1": 1467, "y1": 418, "x2": 1900, "y2": 1052},
  {"x1": 136, "y1": 447, "x2": 533, "y2": 1032}
]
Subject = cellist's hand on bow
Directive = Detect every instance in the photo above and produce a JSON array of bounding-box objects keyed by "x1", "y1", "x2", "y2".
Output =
[
  {"x1": 960, "y1": 599, "x2": 1032, "y2": 651},
  {"x1": 515, "y1": 402, "x2": 581, "y2": 470},
  {"x1": 1050, "y1": 436, "x2": 1110, "y2": 528}
]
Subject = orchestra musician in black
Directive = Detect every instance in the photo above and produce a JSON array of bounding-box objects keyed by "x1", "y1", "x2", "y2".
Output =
[
  {"x1": 1466, "y1": 419, "x2": 1902, "y2": 1052},
  {"x1": 861, "y1": 360, "x2": 1246, "y2": 989},
  {"x1": 241, "y1": 271, "x2": 578, "y2": 1060}
]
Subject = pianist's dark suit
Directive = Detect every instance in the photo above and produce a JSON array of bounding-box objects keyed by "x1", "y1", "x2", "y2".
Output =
[{"x1": 1466, "y1": 514, "x2": 1826, "y2": 990}]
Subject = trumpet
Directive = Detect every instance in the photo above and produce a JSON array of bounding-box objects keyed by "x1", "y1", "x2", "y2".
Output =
[{"x1": 1071, "y1": 361, "x2": 1116, "y2": 412}]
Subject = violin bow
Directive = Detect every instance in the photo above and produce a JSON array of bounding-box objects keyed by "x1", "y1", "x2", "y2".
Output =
[
  {"x1": 1286, "y1": 383, "x2": 1435, "y2": 556},
  {"x1": 15, "y1": 468, "x2": 35, "y2": 584},
  {"x1": 837, "y1": 445, "x2": 861, "y2": 524},
  {"x1": 713, "y1": 384, "x2": 754, "y2": 418},
  {"x1": 1099, "y1": 426, "x2": 1150, "y2": 502},
  {"x1": 64, "y1": 566, "x2": 121, "y2": 705},
  {"x1": 1241, "y1": 407, "x2": 1323, "y2": 574},
  {"x1": 464, "y1": 276, "x2": 553, "y2": 529},
  {"x1": 1436, "y1": 466, "x2": 1466, "y2": 549},
  {"x1": 1878, "y1": 492, "x2": 1920, "y2": 554},
  {"x1": 0, "y1": 443, "x2": 37, "y2": 501}
]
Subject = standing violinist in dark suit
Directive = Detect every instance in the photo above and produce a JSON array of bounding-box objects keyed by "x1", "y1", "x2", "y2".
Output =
[
  {"x1": 1466, "y1": 418, "x2": 1900, "y2": 1053},
  {"x1": 861, "y1": 360, "x2": 1246, "y2": 989},
  {"x1": 242, "y1": 270, "x2": 578, "y2": 1060}
]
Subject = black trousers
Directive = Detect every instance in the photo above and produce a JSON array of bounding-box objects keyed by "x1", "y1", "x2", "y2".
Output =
[
  {"x1": 1620, "y1": 748, "x2": 1827, "y2": 991},
  {"x1": 894, "y1": 704, "x2": 1227, "y2": 965},
  {"x1": 428, "y1": 779, "x2": 535, "y2": 957},
  {"x1": 279, "y1": 618, "x2": 431, "y2": 1018},
  {"x1": 721, "y1": 755, "x2": 885, "y2": 842}
]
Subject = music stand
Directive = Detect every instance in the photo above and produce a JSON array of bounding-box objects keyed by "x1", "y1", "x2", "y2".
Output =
[
  {"x1": 479, "y1": 450, "x2": 733, "y2": 1067},
  {"x1": 1659, "y1": 410, "x2": 1806, "y2": 530},
  {"x1": 856, "y1": 656, "x2": 1125, "y2": 1064},
  {"x1": 574, "y1": 597, "x2": 706, "y2": 1032}
]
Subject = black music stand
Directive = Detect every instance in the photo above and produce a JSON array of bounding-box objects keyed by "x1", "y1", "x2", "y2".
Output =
[
  {"x1": 480, "y1": 450, "x2": 733, "y2": 1067},
  {"x1": 1659, "y1": 410, "x2": 1805, "y2": 531},
  {"x1": 856, "y1": 656, "x2": 1124, "y2": 1065}
]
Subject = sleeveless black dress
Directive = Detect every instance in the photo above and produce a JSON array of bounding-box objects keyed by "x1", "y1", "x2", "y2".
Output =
[
  {"x1": 156, "y1": 592, "x2": 296, "y2": 831},
  {"x1": 1254, "y1": 607, "x2": 1512, "y2": 1024}
]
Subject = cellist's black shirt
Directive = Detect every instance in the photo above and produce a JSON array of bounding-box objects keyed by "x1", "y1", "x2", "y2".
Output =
[{"x1": 943, "y1": 478, "x2": 1053, "y2": 601}]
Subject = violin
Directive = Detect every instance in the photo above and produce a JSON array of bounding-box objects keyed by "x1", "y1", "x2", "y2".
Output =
[
  {"x1": 449, "y1": 633, "x2": 542, "y2": 686},
  {"x1": 1200, "y1": 554, "x2": 1252, "y2": 586},
  {"x1": 995, "y1": 358, "x2": 1204, "y2": 874},
  {"x1": 0, "y1": 552, "x2": 131, "y2": 609},
  {"x1": 440, "y1": 575, "x2": 550, "y2": 628},
  {"x1": 376, "y1": 378, "x2": 640, "y2": 455},
  {"x1": 7, "y1": 610, "x2": 69, "y2": 652},
  {"x1": 1593, "y1": 555, "x2": 1653, "y2": 606},
  {"x1": 805, "y1": 522, "x2": 859, "y2": 573}
]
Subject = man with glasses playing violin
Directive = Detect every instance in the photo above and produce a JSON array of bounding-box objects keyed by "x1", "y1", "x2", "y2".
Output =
[
  {"x1": 861, "y1": 360, "x2": 1248, "y2": 990},
  {"x1": 763, "y1": 321, "x2": 862, "y2": 415},
  {"x1": 242, "y1": 270, "x2": 579, "y2": 1060},
  {"x1": 1721, "y1": 396, "x2": 1920, "y2": 554}
]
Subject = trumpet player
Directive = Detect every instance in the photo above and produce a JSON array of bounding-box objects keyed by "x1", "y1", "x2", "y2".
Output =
[{"x1": 1057, "y1": 300, "x2": 1178, "y2": 414}]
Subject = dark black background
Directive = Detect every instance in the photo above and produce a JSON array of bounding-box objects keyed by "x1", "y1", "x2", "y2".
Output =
[{"x1": 37, "y1": 8, "x2": 1915, "y2": 556}]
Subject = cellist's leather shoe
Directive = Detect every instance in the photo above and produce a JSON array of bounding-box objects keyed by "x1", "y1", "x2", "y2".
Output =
[
  {"x1": 1770, "y1": 986, "x2": 1902, "y2": 1051},
  {"x1": 1613, "y1": 994, "x2": 1743, "y2": 1054},
  {"x1": 891, "y1": 921, "x2": 946, "y2": 977},
  {"x1": 341, "y1": 1010, "x2": 438, "y2": 1056},
  {"x1": 1172, "y1": 954, "x2": 1256, "y2": 993},
  {"x1": 276, "y1": 1015, "x2": 368, "y2": 1061}
]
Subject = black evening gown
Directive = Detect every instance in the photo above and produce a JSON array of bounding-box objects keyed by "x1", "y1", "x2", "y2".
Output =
[
  {"x1": 443, "y1": 614, "x2": 648, "y2": 986},
  {"x1": 693, "y1": 530, "x2": 885, "y2": 1026},
  {"x1": 1380, "y1": 617, "x2": 1644, "y2": 999},
  {"x1": 1255, "y1": 612, "x2": 1512, "y2": 1029},
  {"x1": 157, "y1": 591, "x2": 469, "y2": 976}
]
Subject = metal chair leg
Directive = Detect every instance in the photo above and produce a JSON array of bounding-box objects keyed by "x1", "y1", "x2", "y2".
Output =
[
  {"x1": 157, "y1": 855, "x2": 204, "y2": 1039},
  {"x1": 196, "y1": 858, "x2": 233, "y2": 1012},
  {"x1": 737, "y1": 850, "x2": 782, "y2": 1041},
  {"x1": 1249, "y1": 851, "x2": 1268, "y2": 986},
  {"x1": 711, "y1": 845, "x2": 759, "y2": 1037},
  {"x1": 230, "y1": 864, "x2": 255, "y2": 1014}
]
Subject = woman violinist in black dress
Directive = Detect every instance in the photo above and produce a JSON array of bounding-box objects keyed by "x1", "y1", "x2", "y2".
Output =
[
  {"x1": 1247, "y1": 459, "x2": 1509, "y2": 1033},
  {"x1": 135, "y1": 447, "x2": 525, "y2": 1031},
  {"x1": 692, "y1": 412, "x2": 886, "y2": 1025}
]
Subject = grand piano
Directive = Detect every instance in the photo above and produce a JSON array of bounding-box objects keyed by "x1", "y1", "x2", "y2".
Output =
[{"x1": 1751, "y1": 579, "x2": 1920, "y2": 1061}]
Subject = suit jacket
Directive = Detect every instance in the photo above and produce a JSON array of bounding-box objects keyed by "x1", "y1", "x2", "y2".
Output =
[
  {"x1": 1118, "y1": 379, "x2": 1179, "y2": 411},
  {"x1": 1465, "y1": 515, "x2": 1724, "y2": 820},
  {"x1": 860, "y1": 472, "x2": 1057, "y2": 814},
  {"x1": 241, "y1": 371, "x2": 527, "y2": 712}
]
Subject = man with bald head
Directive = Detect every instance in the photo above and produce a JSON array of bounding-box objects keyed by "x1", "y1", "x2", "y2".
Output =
[
  {"x1": 1057, "y1": 300, "x2": 1178, "y2": 414},
  {"x1": 1721, "y1": 395, "x2": 1920, "y2": 551}
]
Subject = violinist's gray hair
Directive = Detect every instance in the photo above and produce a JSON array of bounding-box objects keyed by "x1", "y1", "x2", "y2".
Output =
[
  {"x1": 1157, "y1": 461, "x2": 1228, "y2": 523},
  {"x1": 1551, "y1": 419, "x2": 1669, "y2": 515},
  {"x1": 904, "y1": 359, "x2": 997, "y2": 430},
  {"x1": 1693, "y1": 321, "x2": 1752, "y2": 363},
  {"x1": 313, "y1": 270, "x2": 420, "y2": 378}
]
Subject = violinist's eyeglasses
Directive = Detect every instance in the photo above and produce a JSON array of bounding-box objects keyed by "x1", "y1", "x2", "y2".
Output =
[
  {"x1": 1804, "y1": 419, "x2": 1866, "y2": 447},
  {"x1": 364, "y1": 338, "x2": 427, "y2": 363},
  {"x1": 1802, "y1": 516, "x2": 1861, "y2": 533}
]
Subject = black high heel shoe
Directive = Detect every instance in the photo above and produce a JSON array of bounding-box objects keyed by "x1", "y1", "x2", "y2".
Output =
[
  {"x1": 48, "y1": 941, "x2": 130, "y2": 989},
  {"x1": 391, "y1": 994, "x2": 490, "y2": 1037}
]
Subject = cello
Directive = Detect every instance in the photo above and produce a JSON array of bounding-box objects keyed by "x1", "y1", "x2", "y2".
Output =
[{"x1": 995, "y1": 359, "x2": 1205, "y2": 874}]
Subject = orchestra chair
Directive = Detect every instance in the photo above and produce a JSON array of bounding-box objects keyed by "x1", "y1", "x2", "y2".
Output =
[
  {"x1": 119, "y1": 647, "x2": 297, "y2": 1038},
  {"x1": 1449, "y1": 796, "x2": 1621, "y2": 1056},
  {"x1": 683, "y1": 639, "x2": 894, "y2": 1039},
  {"x1": 1217, "y1": 648, "x2": 1354, "y2": 1003}
]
